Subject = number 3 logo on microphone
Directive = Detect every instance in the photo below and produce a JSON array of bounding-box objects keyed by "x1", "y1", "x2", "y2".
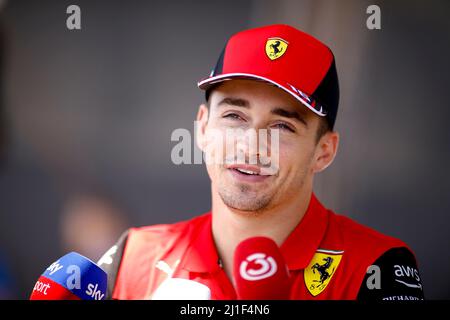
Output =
[{"x1": 240, "y1": 253, "x2": 277, "y2": 281}]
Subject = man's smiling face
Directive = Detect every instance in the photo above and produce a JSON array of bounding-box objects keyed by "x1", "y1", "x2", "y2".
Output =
[{"x1": 197, "y1": 79, "x2": 337, "y2": 213}]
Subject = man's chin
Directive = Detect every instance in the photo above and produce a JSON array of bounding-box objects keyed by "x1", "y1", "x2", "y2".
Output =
[{"x1": 219, "y1": 191, "x2": 273, "y2": 213}]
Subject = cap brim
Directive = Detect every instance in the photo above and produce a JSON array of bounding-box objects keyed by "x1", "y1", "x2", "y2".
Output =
[{"x1": 198, "y1": 73, "x2": 326, "y2": 117}]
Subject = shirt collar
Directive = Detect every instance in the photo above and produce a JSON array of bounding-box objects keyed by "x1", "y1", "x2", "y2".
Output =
[
  {"x1": 180, "y1": 213, "x2": 221, "y2": 273},
  {"x1": 280, "y1": 193, "x2": 329, "y2": 270},
  {"x1": 181, "y1": 193, "x2": 328, "y2": 273}
]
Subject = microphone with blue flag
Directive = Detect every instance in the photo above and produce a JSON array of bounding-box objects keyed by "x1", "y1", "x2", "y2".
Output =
[{"x1": 30, "y1": 252, "x2": 107, "y2": 300}]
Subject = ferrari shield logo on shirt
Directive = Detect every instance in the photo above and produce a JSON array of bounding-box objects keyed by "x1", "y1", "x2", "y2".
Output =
[
  {"x1": 304, "y1": 249, "x2": 344, "y2": 296},
  {"x1": 265, "y1": 37, "x2": 288, "y2": 60}
]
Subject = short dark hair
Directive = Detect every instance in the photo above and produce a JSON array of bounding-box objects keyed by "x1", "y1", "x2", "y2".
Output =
[{"x1": 315, "y1": 117, "x2": 331, "y2": 143}]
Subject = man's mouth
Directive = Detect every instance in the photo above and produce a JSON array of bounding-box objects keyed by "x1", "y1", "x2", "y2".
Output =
[
  {"x1": 226, "y1": 164, "x2": 274, "y2": 182},
  {"x1": 227, "y1": 164, "x2": 262, "y2": 174},
  {"x1": 234, "y1": 167, "x2": 260, "y2": 175}
]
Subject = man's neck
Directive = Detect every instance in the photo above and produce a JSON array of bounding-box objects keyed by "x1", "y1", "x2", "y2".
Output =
[{"x1": 210, "y1": 186, "x2": 312, "y2": 283}]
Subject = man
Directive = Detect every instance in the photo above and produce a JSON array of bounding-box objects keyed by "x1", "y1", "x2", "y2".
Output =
[{"x1": 98, "y1": 24, "x2": 424, "y2": 300}]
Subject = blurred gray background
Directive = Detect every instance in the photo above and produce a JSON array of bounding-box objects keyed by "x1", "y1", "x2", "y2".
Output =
[{"x1": 0, "y1": 0, "x2": 449, "y2": 299}]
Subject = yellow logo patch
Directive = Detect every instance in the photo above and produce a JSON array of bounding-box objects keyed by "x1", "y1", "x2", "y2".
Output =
[
  {"x1": 265, "y1": 37, "x2": 288, "y2": 60},
  {"x1": 304, "y1": 249, "x2": 344, "y2": 296}
]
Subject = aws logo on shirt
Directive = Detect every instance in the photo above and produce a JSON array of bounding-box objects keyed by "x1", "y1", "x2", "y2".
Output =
[
  {"x1": 393, "y1": 264, "x2": 422, "y2": 290},
  {"x1": 304, "y1": 249, "x2": 344, "y2": 296}
]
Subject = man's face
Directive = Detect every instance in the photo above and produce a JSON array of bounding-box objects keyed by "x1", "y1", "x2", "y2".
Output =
[{"x1": 198, "y1": 79, "x2": 329, "y2": 213}]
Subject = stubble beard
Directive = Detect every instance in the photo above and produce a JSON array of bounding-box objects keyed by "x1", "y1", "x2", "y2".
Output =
[
  {"x1": 218, "y1": 182, "x2": 274, "y2": 213},
  {"x1": 217, "y1": 165, "x2": 310, "y2": 214}
]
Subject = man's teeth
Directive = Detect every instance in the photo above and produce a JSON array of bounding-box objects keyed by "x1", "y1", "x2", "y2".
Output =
[{"x1": 236, "y1": 168, "x2": 259, "y2": 175}]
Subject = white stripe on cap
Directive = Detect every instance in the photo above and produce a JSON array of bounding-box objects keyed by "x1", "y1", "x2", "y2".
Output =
[{"x1": 197, "y1": 72, "x2": 327, "y2": 117}]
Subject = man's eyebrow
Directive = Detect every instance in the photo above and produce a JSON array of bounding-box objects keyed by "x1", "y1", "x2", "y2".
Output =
[
  {"x1": 271, "y1": 107, "x2": 308, "y2": 126},
  {"x1": 217, "y1": 97, "x2": 250, "y2": 108}
]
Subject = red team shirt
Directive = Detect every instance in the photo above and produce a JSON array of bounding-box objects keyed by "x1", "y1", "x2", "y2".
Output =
[{"x1": 100, "y1": 194, "x2": 424, "y2": 300}]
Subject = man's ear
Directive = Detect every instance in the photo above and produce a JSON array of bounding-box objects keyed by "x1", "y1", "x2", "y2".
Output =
[
  {"x1": 312, "y1": 131, "x2": 339, "y2": 173},
  {"x1": 196, "y1": 103, "x2": 209, "y2": 152}
]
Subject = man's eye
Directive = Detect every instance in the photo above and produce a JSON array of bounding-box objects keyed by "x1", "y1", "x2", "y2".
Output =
[
  {"x1": 273, "y1": 123, "x2": 295, "y2": 132},
  {"x1": 223, "y1": 113, "x2": 243, "y2": 120}
]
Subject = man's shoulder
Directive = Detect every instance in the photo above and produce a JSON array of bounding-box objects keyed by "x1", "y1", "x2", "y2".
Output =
[
  {"x1": 325, "y1": 209, "x2": 410, "y2": 256},
  {"x1": 320, "y1": 209, "x2": 424, "y2": 299},
  {"x1": 327, "y1": 212, "x2": 425, "y2": 300},
  {"x1": 99, "y1": 212, "x2": 212, "y2": 300},
  {"x1": 126, "y1": 212, "x2": 211, "y2": 245}
]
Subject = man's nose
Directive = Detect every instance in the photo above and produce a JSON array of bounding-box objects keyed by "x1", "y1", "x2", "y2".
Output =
[{"x1": 234, "y1": 128, "x2": 271, "y2": 163}]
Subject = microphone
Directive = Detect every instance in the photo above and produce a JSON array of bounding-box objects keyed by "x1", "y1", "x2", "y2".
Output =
[
  {"x1": 233, "y1": 236, "x2": 291, "y2": 299},
  {"x1": 30, "y1": 252, "x2": 107, "y2": 300}
]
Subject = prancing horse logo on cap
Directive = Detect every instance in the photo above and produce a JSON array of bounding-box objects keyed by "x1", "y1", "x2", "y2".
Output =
[{"x1": 265, "y1": 37, "x2": 288, "y2": 60}]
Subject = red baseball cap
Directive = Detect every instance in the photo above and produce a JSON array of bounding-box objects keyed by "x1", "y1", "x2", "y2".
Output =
[{"x1": 198, "y1": 24, "x2": 339, "y2": 129}]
